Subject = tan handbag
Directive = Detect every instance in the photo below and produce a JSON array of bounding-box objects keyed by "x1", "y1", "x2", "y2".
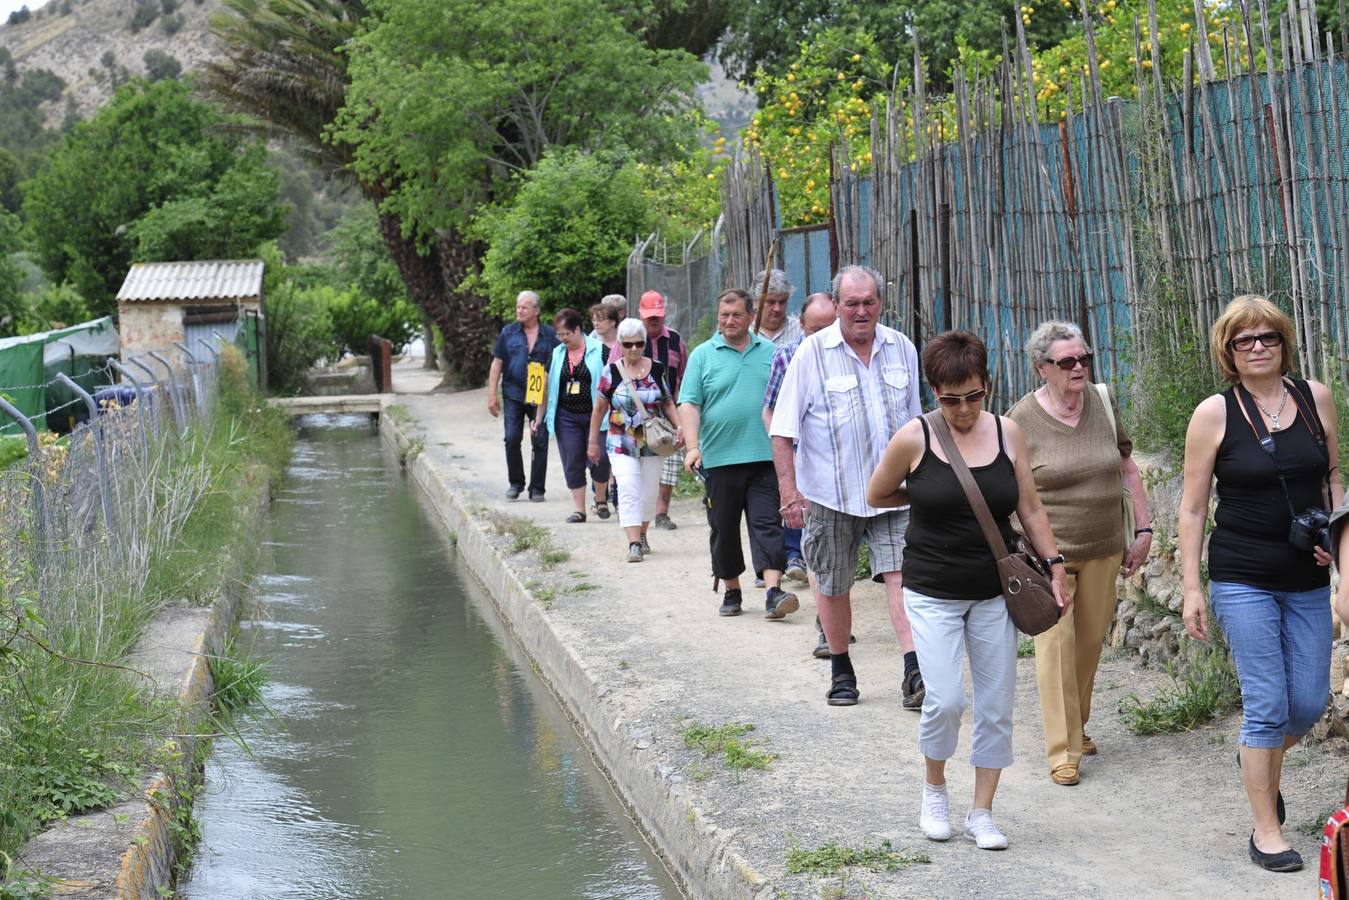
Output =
[{"x1": 925, "y1": 411, "x2": 1062, "y2": 636}]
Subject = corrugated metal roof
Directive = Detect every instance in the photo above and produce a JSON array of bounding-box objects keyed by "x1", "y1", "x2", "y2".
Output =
[{"x1": 116, "y1": 260, "x2": 265, "y2": 303}]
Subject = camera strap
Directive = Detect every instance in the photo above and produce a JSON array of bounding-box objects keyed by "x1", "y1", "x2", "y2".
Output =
[{"x1": 1235, "y1": 383, "x2": 1302, "y2": 518}]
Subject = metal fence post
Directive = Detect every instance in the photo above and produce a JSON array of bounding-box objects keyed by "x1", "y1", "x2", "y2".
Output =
[
  {"x1": 128, "y1": 356, "x2": 162, "y2": 440},
  {"x1": 147, "y1": 350, "x2": 185, "y2": 430},
  {"x1": 0, "y1": 396, "x2": 46, "y2": 573},
  {"x1": 108, "y1": 359, "x2": 151, "y2": 461},
  {"x1": 54, "y1": 372, "x2": 113, "y2": 533},
  {"x1": 174, "y1": 341, "x2": 205, "y2": 417}
]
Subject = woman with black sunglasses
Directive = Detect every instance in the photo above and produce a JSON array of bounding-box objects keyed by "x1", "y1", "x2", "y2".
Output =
[
  {"x1": 1179, "y1": 295, "x2": 1342, "y2": 873},
  {"x1": 1006, "y1": 320, "x2": 1152, "y2": 789}
]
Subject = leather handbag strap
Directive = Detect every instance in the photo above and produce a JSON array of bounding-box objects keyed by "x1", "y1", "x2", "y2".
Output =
[{"x1": 924, "y1": 410, "x2": 1012, "y2": 560}]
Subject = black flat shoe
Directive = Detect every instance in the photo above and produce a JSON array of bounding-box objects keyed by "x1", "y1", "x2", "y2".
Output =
[{"x1": 1248, "y1": 834, "x2": 1302, "y2": 872}]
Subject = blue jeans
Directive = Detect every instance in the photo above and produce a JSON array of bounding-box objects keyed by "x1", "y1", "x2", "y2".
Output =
[
  {"x1": 784, "y1": 526, "x2": 802, "y2": 562},
  {"x1": 1209, "y1": 580, "x2": 1331, "y2": 748},
  {"x1": 502, "y1": 395, "x2": 548, "y2": 494}
]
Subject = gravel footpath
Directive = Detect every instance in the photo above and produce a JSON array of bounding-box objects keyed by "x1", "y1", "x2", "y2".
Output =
[{"x1": 392, "y1": 360, "x2": 1343, "y2": 899}]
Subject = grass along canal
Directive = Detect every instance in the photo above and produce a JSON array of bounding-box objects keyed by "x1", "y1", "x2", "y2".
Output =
[{"x1": 181, "y1": 416, "x2": 680, "y2": 898}]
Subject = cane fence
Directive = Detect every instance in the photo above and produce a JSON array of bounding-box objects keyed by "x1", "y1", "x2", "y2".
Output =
[{"x1": 722, "y1": 0, "x2": 1349, "y2": 411}]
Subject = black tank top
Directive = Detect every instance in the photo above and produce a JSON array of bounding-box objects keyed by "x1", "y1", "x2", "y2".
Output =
[
  {"x1": 903, "y1": 415, "x2": 1021, "y2": 600},
  {"x1": 1208, "y1": 379, "x2": 1330, "y2": 591}
]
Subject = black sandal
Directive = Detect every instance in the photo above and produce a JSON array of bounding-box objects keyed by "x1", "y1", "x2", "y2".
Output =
[
  {"x1": 565, "y1": 511, "x2": 586, "y2": 524},
  {"x1": 826, "y1": 673, "x2": 859, "y2": 706},
  {"x1": 592, "y1": 502, "x2": 611, "y2": 520}
]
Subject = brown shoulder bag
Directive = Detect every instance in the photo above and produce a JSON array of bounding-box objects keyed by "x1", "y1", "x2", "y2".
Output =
[{"x1": 924, "y1": 410, "x2": 1062, "y2": 636}]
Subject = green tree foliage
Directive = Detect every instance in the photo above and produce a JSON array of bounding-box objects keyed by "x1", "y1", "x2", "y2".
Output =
[
  {"x1": 7, "y1": 6, "x2": 31, "y2": 25},
  {"x1": 335, "y1": 0, "x2": 706, "y2": 245},
  {"x1": 0, "y1": 67, "x2": 67, "y2": 184},
  {"x1": 324, "y1": 286, "x2": 420, "y2": 357},
  {"x1": 474, "y1": 150, "x2": 649, "y2": 316},
  {"x1": 142, "y1": 49, "x2": 183, "y2": 83},
  {"x1": 330, "y1": 202, "x2": 410, "y2": 308},
  {"x1": 23, "y1": 79, "x2": 287, "y2": 315},
  {"x1": 721, "y1": 0, "x2": 1075, "y2": 90},
  {"x1": 0, "y1": 212, "x2": 24, "y2": 334},
  {"x1": 613, "y1": 0, "x2": 731, "y2": 57},
  {"x1": 0, "y1": 148, "x2": 22, "y2": 213}
]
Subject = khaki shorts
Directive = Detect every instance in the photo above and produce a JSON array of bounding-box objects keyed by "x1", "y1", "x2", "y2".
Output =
[{"x1": 803, "y1": 504, "x2": 908, "y2": 596}]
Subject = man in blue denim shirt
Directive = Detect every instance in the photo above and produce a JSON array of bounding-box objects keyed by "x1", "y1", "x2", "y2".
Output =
[{"x1": 487, "y1": 291, "x2": 558, "y2": 500}]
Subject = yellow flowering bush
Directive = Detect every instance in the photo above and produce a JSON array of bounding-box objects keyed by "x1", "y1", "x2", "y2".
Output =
[{"x1": 740, "y1": 28, "x2": 891, "y2": 226}]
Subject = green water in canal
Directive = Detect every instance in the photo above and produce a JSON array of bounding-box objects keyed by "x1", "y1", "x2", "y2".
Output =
[{"x1": 182, "y1": 418, "x2": 681, "y2": 899}]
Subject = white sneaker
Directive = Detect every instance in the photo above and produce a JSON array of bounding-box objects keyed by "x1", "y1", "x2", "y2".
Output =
[
  {"x1": 919, "y1": 782, "x2": 952, "y2": 841},
  {"x1": 964, "y1": 808, "x2": 1008, "y2": 850}
]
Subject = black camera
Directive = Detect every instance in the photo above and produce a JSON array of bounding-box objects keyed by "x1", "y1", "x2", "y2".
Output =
[{"x1": 1288, "y1": 507, "x2": 1331, "y2": 554}]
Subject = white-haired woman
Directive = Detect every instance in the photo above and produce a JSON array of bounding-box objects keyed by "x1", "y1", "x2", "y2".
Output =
[
  {"x1": 588, "y1": 318, "x2": 682, "y2": 562},
  {"x1": 1006, "y1": 320, "x2": 1151, "y2": 787}
]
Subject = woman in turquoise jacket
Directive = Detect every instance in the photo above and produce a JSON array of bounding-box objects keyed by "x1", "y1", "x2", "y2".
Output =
[{"x1": 533, "y1": 307, "x2": 611, "y2": 522}]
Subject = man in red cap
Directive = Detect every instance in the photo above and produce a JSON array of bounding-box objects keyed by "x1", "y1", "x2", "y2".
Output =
[{"x1": 634, "y1": 290, "x2": 687, "y2": 529}]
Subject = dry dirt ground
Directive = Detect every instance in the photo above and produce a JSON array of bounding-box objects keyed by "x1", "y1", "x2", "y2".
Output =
[{"x1": 390, "y1": 359, "x2": 1346, "y2": 899}]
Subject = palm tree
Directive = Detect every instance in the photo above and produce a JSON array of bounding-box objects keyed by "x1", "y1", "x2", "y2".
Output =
[{"x1": 203, "y1": 0, "x2": 494, "y2": 386}]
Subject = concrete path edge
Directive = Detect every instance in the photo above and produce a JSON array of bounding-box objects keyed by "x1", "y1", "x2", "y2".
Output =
[{"x1": 382, "y1": 415, "x2": 771, "y2": 900}]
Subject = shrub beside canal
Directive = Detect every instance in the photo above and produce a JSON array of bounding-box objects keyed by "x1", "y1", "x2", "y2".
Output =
[{"x1": 0, "y1": 347, "x2": 291, "y2": 874}]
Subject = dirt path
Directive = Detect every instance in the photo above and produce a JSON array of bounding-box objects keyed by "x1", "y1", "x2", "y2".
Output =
[{"x1": 391, "y1": 360, "x2": 1344, "y2": 899}]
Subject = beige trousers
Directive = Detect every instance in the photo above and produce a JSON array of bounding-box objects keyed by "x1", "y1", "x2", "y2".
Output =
[{"x1": 1034, "y1": 551, "x2": 1124, "y2": 770}]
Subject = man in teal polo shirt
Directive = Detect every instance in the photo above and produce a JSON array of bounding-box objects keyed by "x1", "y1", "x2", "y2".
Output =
[{"x1": 680, "y1": 289, "x2": 799, "y2": 620}]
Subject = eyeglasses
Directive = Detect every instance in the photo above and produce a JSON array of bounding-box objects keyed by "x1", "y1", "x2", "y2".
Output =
[
  {"x1": 621, "y1": 341, "x2": 645, "y2": 349},
  {"x1": 1229, "y1": 331, "x2": 1283, "y2": 352},
  {"x1": 936, "y1": 388, "x2": 987, "y2": 407},
  {"x1": 1045, "y1": 353, "x2": 1094, "y2": 371}
]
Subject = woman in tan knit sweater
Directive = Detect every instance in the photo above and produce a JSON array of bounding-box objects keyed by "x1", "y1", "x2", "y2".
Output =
[{"x1": 1007, "y1": 321, "x2": 1152, "y2": 786}]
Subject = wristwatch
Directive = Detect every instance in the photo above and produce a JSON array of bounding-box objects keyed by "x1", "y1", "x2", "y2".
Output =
[{"x1": 1043, "y1": 554, "x2": 1066, "y2": 568}]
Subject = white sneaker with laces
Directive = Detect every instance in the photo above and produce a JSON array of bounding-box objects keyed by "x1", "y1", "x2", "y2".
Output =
[
  {"x1": 964, "y1": 808, "x2": 1008, "y2": 850},
  {"x1": 919, "y1": 782, "x2": 952, "y2": 841}
]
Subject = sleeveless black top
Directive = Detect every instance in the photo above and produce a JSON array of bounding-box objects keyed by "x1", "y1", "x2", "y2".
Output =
[
  {"x1": 903, "y1": 415, "x2": 1021, "y2": 600},
  {"x1": 1208, "y1": 379, "x2": 1330, "y2": 591}
]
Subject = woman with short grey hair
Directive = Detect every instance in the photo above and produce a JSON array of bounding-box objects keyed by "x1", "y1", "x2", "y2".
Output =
[
  {"x1": 1007, "y1": 319, "x2": 1151, "y2": 787},
  {"x1": 589, "y1": 317, "x2": 681, "y2": 562}
]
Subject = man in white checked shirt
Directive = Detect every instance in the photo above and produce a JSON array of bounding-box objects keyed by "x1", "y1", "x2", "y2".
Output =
[{"x1": 769, "y1": 265, "x2": 924, "y2": 709}]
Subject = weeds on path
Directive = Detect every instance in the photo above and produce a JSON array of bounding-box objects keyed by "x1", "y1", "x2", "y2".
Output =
[
  {"x1": 785, "y1": 838, "x2": 930, "y2": 875},
  {"x1": 680, "y1": 720, "x2": 776, "y2": 770},
  {"x1": 1117, "y1": 644, "x2": 1241, "y2": 734}
]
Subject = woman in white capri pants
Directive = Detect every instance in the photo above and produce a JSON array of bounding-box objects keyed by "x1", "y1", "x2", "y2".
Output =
[
  {"x1": 588, "y1": 317, "x2": 681, "y2": 563},
  {"x1": 868, "y1": 330, "x2": 1067, "y2": 850}
]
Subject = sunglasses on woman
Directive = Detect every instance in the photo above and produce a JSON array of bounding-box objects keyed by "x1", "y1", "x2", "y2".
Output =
[
  {"x1": 1046, "y1": 353, "x2": 1094, "y2": 371},
  {"x1": 1229, "y1": 331, "x2": 1283, "y2": 352},
  {"x1": 621, "y1": 341, "x2": 645, "y2": 349},
  {"x1": 936, "y1": 388, "x2": 987, "y2": 407}
]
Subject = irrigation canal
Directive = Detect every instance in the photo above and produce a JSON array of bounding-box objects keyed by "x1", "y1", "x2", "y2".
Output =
[{"x1": 181, "y1": 416, "x2": 681, "y2": 898}]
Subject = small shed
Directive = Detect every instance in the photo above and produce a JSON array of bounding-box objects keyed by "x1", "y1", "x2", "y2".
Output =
[{"x1": 116, "y1": 260, "x2": 266, "y2": 381}]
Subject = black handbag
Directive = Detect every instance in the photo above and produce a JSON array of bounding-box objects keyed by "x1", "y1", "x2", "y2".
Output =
[{"x1": 924, "y1": 411, "x2": 1062, "y2": 636}]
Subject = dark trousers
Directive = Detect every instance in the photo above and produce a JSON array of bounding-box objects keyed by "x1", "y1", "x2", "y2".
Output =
[
  {"x1": 503, "y1": 395, "x2": 548, "y2": 494},
  {"x1": 703, "y1": 461, "x2": 785, "y2": 580},
  {"x1": 556, "y1": 406, "x2": 610, "y2": 490}
]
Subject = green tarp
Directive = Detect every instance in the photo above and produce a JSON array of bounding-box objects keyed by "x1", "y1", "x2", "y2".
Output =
[{"x1": 0, "y1": 317, "x2": 118, "y2": 433}]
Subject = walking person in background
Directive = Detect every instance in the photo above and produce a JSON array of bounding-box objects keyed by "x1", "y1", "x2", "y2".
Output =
[
  {"x1": 771, "y1": 268, "x2": 925, "y2": 708},
  {"x1": 589, "y1": 296, "x2": 625, "y2": 365},
  {"x1": 487, "y1": 290, "x2": 558, "y2": 501},
  {"x1": 867, "y1": 330, "x2": 1067, "y2": 851},
  {"x1": 751, "y1": 268, "x2": 803, "y2": 347},
  {"x1": 589, "y1": 318, "x2": 681, "y2": 563},
  {"x1": 1007, "y1": 320, "x2": 1152, "y2": 787},
  {"x1": 763, "y1": 292, "x2": 837, "y2": 605},
  {"x1": 681, "y1": 289, "x2": 798, "y2": 619},
  {"x1": 624, "y1": 291, "x2": 688, "y2": 532},
  {"x1": 1179, "y1": 295, "x2": 1342, "y2": 873},
  {"x1": 535, "y1": 308, "x2": 610, "y2": 523}
]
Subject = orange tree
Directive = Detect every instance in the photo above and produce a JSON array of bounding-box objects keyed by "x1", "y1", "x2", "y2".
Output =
[{"x1": 740, "y1": 28, "x2": 891, "y2": 226}]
